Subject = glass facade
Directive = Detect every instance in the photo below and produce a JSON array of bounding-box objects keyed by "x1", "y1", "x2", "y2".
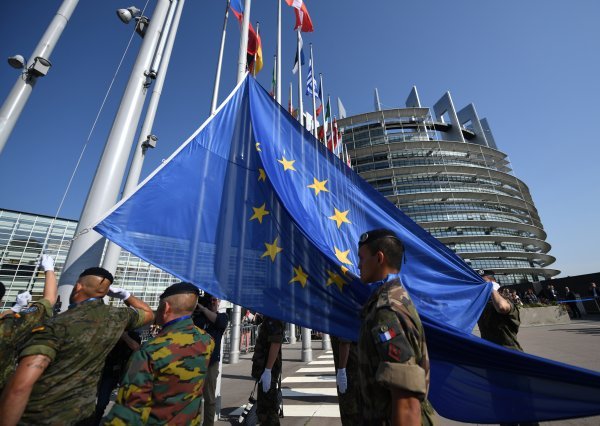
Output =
[
  {"x1": 0, "y1": 208, "x2": 178, "y2": 310},
  {"x1": 338, "y1": 103, "x2": 559, "y2": 285}
]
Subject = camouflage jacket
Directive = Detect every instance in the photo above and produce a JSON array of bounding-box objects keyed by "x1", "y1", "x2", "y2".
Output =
[
  {"x1": 18, "y1": 298, "x2": 145, "y2": 425},
  {"x1": 251, "y1": 317, "x2": 284, "y2": 380},
  {"x1": 103, "y1": 316, "x2": 214, "y2": 425},
  {"x1": 358, "y1": 274, "x2": 435, "y2": 425},
  {"x1": 478, "y1": 300, "x2": 523, "y2": 351},
  {"x1": 0, "y1": 298, "x2": 53, "y2": 390}
]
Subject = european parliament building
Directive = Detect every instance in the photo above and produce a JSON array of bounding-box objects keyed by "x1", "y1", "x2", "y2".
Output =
[
  {"x1": 0, "y1": 208, "x2": 178, "y2": 310},
  {"x1": 339, "y1": 88, "x2": 559, "y2": 285}
]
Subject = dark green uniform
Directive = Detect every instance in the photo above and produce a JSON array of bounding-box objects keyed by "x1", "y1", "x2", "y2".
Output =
[
  {"x1": 103, "y1": 316, "x2": 214, "y2": 425},
  {"x1": 251, "y1": 316, "x2": 284, "y2": 426},
  {"x1": 17, "y1": 298, "x2": 144, "y2": 425},
  {"x1": 358, "y1": 275, "x2": 435, "y2": 425},
  {"x1": 331, "y1": 336, "x2": 361, "y2": 425},
  {"x1": 0, "y1": 298, "x2": 53, "y2": 391},
  {"x1": 478, "y1": 299, "x2": 523, "y2": 351}
]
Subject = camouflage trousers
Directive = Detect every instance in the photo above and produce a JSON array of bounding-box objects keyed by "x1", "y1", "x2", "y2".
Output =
[{"x1": 256, "y1": 378, "x2": 281, "y2": 426}]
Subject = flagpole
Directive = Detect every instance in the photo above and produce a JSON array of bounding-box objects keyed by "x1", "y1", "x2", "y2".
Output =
[
  {"x1": 309, "y1": 44, "x2": 318, "y2": 136},
  {"x1": 229, "y1": 0, "x2": 252, "y2": 366},
  {"x1": 289, "y1": 81, "x2": 293, "y2": 114},
  {"x1": 319, "y1": 73, "x2": 327, "y2": 143},
  {"x1": 296, "y1": 29, "x2": 304, "y2": 127},
  {"x1": 327, "y1": 94, "x2": 333, "y2": 148},
  {"x1": 211, "y1": 0, "x2": 230, "y2": 114},
  {"x1": 276, "y1": 0, "x2": 282, "y2": 104},
  {"x1": 237, "y1": 0, "x2": 252, "y2": 83}
]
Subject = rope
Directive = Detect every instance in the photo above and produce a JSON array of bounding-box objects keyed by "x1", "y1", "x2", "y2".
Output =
[{"x1": 27, "y1": 0, "x2": 151, "y2": 292}]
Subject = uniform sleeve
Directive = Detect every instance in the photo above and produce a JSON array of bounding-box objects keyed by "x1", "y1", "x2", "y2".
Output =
[
  {"x1": 19, "y1": 321, "x2": 62, "y2": 362},
  {"x1": 103, "y1": 347, "x2": 154, "y2": 425},
  {"x1": 124, "y1": 307, "x2": 146, "y2": 331},
  {"x1": 266, "y1": 319, "x2": 284, "y2": 344},
  {"x1": 370, "y1": 307, "x2": 427, "y2": 398}
]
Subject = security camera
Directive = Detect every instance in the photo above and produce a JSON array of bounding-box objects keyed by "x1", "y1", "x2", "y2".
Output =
[
  {"x1": 7, "y1": 55, "x2": 25, "y2": 69},
  {"x1": 116, "y1": 6, "x2": 141, "y2": 24}
]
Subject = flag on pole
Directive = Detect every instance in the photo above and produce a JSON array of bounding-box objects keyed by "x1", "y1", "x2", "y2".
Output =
[
  {"x1": 269, "y1": 56, "x2": 277, "y2": 98},
  {"x1": 285, "y1": 0, "x2": 314, "y2": 32},
  {"x1": 292, "y1": 32, "x2": 305, "y2": 74},
  {"x1": 230, "y1": 1, "x2": 262, "y2": 75},
  {"x1": 337, "y1": 97, "x2": 347, "y2": 119},
  {"x1": 305, "y1": 58, "x2": 317, "y2": 97}
]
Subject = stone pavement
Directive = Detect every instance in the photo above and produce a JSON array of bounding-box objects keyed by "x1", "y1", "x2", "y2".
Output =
[{"x1": 214, "y1": 318, "x2": 600, "y2": 425}]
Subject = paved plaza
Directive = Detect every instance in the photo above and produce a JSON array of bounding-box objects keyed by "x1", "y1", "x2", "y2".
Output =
[{"x1": 215, "y1": 317, "x2": 600, "y2": 425}]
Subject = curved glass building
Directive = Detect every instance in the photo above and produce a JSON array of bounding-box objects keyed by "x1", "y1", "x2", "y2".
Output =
[{"x1": 338, "y1": 88, "x2": 559, "y2": 285}]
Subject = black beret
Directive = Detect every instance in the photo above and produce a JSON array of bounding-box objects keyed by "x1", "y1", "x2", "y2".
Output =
[
  {"x1": 358, "y1": 229, "x2": 402, "y2": 247},
  {"x1": 478, "y1": 269, "x2": 495, "y2": 277},
  {"x1": 160, "y1": 282, "x2": 200, "y2": 299},
  {"x1": 79, "y1": 267, "x2": 114, "y2": 284}
]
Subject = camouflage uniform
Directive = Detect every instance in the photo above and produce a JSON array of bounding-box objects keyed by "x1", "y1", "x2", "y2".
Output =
[
  {"x1": 331, "y1": 336, "x2": 361, "y2": 426},
  {"x1": 103, "y1": 315, "x2": 214, "y2": 425},
  {"x1": 251, "y1": 316, "x2": 284, "y2": 426},
  {"x1": 17, "y1": 298, "x2": 145, "y2": 425},
  {"x1": 0, "y1": 298, "x2": 53, "y2": 391},
  {"x1": 478, "y1": 300, "x2": 523, "y2": 351},
  {"x1": 358, "y1": 275, "x2": 435, "y2": 425}
]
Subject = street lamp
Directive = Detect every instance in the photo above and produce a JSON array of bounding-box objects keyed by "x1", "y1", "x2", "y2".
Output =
[{"x1": 116, "y1": 5, "x2": 149, "y2": 38}]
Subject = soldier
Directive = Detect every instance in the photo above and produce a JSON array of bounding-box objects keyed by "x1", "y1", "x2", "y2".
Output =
[
  {"x1": 192, "y1": 292, "x2": 229, "y2": 426},
  {"x1": 0, "y1": 267, "x2": 154, "y2": 425},
  {"x1": 356, "y1": 229, "x2": 435, "y2": 425},
  {"x1": 0, "y1": 254, "x2": 57, "y2": 393},
  {"x1": 251, "y1": 314, "x2": 284, "y2": 426},
  {"x1": 103, "y1": 282, "x2": 214, "y2": 425},
  {"x1": 331, "y1": 337, "x2": 361, "y2": 425}
]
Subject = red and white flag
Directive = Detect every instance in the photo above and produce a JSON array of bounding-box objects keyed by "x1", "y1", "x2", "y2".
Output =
[{"x1": 285, "y1": 0, "x2": 314, "y2": 32}]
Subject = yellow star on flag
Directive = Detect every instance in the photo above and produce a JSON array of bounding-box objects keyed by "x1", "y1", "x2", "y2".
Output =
[
  {"x1": 334, "y1": 246, "x2": 353, "y2": 265},
  {"x1": 289, "y1": 265, "x2": 309, "y2": 288},
  {"x1": 329, "y1": 208, "x2": 351, "y2": 229},
  {"x1": 326, "y1": 269, "x2": 347, "y2": 292},
  {"x1": 249, "y1": 203, "x2": 269, "y2": 224},
  {"x1": 258, "y1": 168, "x2": 266, "y2": 182},
  {"x1": 255, "y1": 142, "x2": 261, "y2": 152},
  {"x1": 261, "y1": 237, "x2": 283, "y2": 262},
  {"x1": 307, "y1": 177, "x2": 329, "y2": 196},
  {"x1": 277, "y1": 156, "x2": 296, "y2": 171},
  {"x1": 340, "y1": 265, "x2": 350, "y2": 276}
]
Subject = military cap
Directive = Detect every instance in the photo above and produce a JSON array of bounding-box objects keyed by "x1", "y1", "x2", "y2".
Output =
[
  {"x1": 477, "y1": 269, "x2": 495, "y2": 277},
  {"x1": 79, "y1": 267, "x2": 114, "y2": 284},
  {"x1": 358, "y1": 229, "x2": 402, "y2": 247},
  {"x1": 160, "y1": 282, "x2": 200, "y2": 299}
]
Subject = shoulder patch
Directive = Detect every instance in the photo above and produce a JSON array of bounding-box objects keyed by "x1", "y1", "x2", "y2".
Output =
[
  {"x1": 21, "y1": 306, "x2": 40, "y2": 315},
  {"x1": 31, "y1": 326, "x2": 45, "y2": 333}
]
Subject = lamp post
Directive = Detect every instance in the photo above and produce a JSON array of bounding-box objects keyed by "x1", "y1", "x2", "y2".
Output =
[{"x1": 0, "y1": 0, "x2": 79, "y2": 156}]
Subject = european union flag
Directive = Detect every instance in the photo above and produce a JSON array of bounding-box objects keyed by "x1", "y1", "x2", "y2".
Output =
[{"x1": 94, "y1": 76, "x2": 600, "y2": 423}]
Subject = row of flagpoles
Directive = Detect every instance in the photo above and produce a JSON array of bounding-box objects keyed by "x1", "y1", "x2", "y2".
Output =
[{"x1": 212, "y1": 0, "x2": 351, "y2": 166}]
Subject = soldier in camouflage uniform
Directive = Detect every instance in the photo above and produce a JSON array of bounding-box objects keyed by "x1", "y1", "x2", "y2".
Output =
[
  {"x1": 103, "y1": 282, "x2": 214, "y2": 425},
  {"x1": 477, "y1": 270, "x2": 523, "y2": 351},
  {"x1": 331, "y1": 336, "x2": 361, "y2": 425},
  {"x1": 0, "y1": 267, "x2": 154, "y2": 425},
  {"x1": 357, "y1": 229, "x2": 435, "y2": 425},
  {"x1": 251, "y1": 314, "x2": 284, "y2": 426},
  {"x1": 0, "y1": 254, "x2": 57, "y2": 393}
]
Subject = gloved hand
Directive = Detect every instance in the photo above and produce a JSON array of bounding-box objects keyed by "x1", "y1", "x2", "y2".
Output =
[
  {"x1": 260, "y1": 368, "x2": 272, "y2": 393},
  {"x1": 107, "y1": 285, "x2": 131, "y2": 301},
  {"x1": 11, "y1": 291, "x2": 32, "y2": 313},
  {"x1": 40, "y1": 254, "x2": 55, "y2": 272},
  {"x1": 336, "y1": 368, "x2": 348, "y2": 394},
  {"x1": 492, "y1": 281, "x2": 500, "y2": 292}
]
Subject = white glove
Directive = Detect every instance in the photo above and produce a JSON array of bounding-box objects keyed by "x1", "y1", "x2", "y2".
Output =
[
  {"x1": 492, "y1": 281, "x2": 500, "y2": 292},
  {"x1": 260, "y1": 368, "x2": 272, "y2": 393},
  {"x1": 107, "y1": 285, "x2": 131, "y2": 301},
  {"x1": 40, "y1": 254, "x2": 55, "y2": 272},
  {"x1": 336, "y1": 368, "x2": 348, "y2": 394},
  {"x1": 11, "y1": 291, "x2": 32, "y2": 313}
]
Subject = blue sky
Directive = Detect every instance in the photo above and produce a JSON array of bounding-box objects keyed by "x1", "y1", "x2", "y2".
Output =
[{"x1": 1, "y1": 1, "x2": 598, "y2": 278}]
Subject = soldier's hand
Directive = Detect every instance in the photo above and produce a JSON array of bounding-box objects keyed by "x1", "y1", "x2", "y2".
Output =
[
  {"x1": 336, "y1": 368, "x2": 348, "y2": 394},
  {"x1": 40, "y1": 254, "x2": 55, "y2": 272},
  {"x1": 108, "y1": 285, "x2": 131, "y2": 301},
  {"x1": 260, "y1": 368, "x2": 272, "y2": 393},
  {"x1": 11, "y1": 291, "x2": 32, "y2": 313}
]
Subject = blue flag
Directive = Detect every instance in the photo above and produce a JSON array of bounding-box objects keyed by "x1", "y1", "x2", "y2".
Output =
[{"x1": 94, "y1": 76, "x2": 600, "y2": 423}]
